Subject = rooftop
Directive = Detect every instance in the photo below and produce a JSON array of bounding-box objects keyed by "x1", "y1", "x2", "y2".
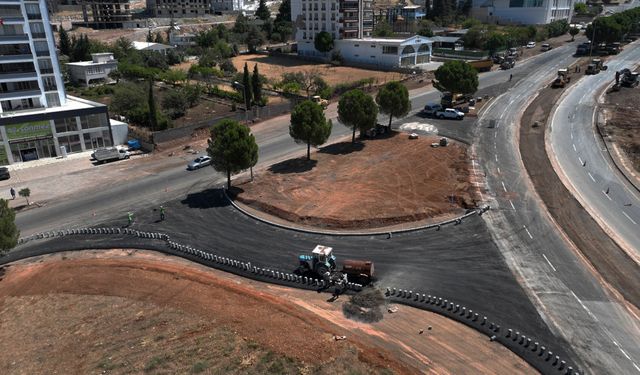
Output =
[
  {"x1": 132, "y1": 41, "x2": 175, "y2": 50},
  {"x1": 0, "y1": 95, "x2": 106, "y2": 120}
]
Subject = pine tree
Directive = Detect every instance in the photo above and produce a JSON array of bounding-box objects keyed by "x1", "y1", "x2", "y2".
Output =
[
  {"x1": 0, "y1": 199, "x2": 19, "y2": 255},
  {"x1": 252, "y1": 64, "x2": 262, "y2": 105},
  {"x1": 148, "y1": 79, "x2": 158, "y2": 130},
  {"x1": 256, "y1": 0, "x2": 271, "y2": 21},
  {"x1": 59, "y1": 26, "x2": 71, "y2": 56},
  {"x1": 207, "y1": 119, "x2": 259, "y2": 190},
  {"x1": 242, "y1": 62, "x2": 253, "y2": 109}
]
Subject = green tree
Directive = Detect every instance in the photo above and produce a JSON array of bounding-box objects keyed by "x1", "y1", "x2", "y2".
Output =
[
  {"x1": 58, "y1": 25, "x2": 71, "y2": 56},
  {"x1": 162, "y1": 90, "x2": 187, "y2": 119},
  {"x1": 569, "y1": 27, "x2": 580, "y2": 41},
  {"x1": 207, "y1": 119, "x2": 259, "y2": 189},
  {"x1": 434, "y1": 60, "x2": 478, "y2": 97},
  {"x1": 586, "y1": 17, "x2": 624, "y2": 43},
  {"x1": 314, "y1": 31, "x2": 334, "y2": 53},
  {"x1": 290, "y1": 100, "x2": 332, "y2": 160},
  {"x1": 252, "y1": 64, "x2": 262, "y2": 105},
  {"x1": 18, "y1": 188, "x2": 30, "y2": 206},
  {"x1": 162, "y1": 69, "x2": 187, "y2": 86},
  {"x1": 182, "y1": 83, "x2": 203, "y2": 107},
  {"x1": 256, "y1": 0, "x2": 271, "y2": 21},
  {"x1": 484, "y1": 32, "x2": 507, "y2": 54},
  {"x1": 373, "y1": 20, "x2": 393, "y2": 37},
  {"x1": 417, "y1": 20, "x2": 434, "y2": 37},
  {"x1": 242, "y1": 62, "x2": 253, "y2": 109},
  {"x1": 246, "y1": 25, "x2": 266, "y2": 53},
  {"x1": 233, "y1": 13, "x2": 249, "y2": 34},
  {"x1": 154, "y1": 32, "x2": 165, "y2": 44},
  {"x1": 147, "y1": 30, "x2": 153, "y2": 43},
  {"x1": 574, "y1": 2, "x2": 588, "y2": 14},
  {"x1": 338, "y1": 89, "x2": 378, "y2": 144},
  {"x1": 274, "y1": 0, "x2": 293, "y2": 41},
  {"x1": 376, "y1": 81, "x2": 410, "y2": 131},
  {"x1": 148, "y1": 79, "x2": 159, "y2": 130},
  {"x1": 0, "y1": 199, "x2": 19, "y2": 255}
]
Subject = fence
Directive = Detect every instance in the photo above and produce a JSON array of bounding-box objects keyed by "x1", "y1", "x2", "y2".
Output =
[{"x1": 432, "y1": 48, "x2": 489, "y2": 60}]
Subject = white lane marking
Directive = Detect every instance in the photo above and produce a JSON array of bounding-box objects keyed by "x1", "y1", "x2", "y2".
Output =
[
  {"x1": 495, "y1": 154, "x2": 498, "y2": 162},
  {"x1": 542, "y1": 254, "x2": 556, "y2": 271},
  {"x1": 620, "y1": 348, "x2": 632, "y2": 361},
  {"x1": 494, "y1": 132, "x2": 497, "y2": 138},
  {"x1": 622, "y1": 211, "x2": 638, "y2": 225},
  {"x1": 578, "y1": 157, "x2": 584, "y2": 165},
  {"x1": 588, "y1": 172, "x2": 596, "y2": 182},
  {"x1": 570, "y1": 291, "x2": 599, "y2": 322},
  {"x1": 497, "y1": 167, "x2": 501, "y2": 173},
  {"x1": 501, "y1": 181, "x2": 507, "y2": 192},
  {"x1": 633, "y1": 362, "x2": 640, "y2": 373},
  {"x1": 523, "y1": 226, "x2": 533, "y2": 239},
  {"x1": 570, "y1": 132, "x2": 573, "y2": 140},
  {"x1": 573, "y1": 143, "x2": 577, "y2": 151},
  {"x1": 603, "y1": 191, "x2": 612, "y2": 201},
  {"x1": 509, "y1": 200, "x2": 516, "y2": 210}
]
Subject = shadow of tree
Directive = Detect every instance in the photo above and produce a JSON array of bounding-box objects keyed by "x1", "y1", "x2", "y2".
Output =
[
  {"x1": 268, "y1": 157, "x2": 318, "y2": 174},
  {"x1": 318, "y1": 141, "x2": 365, "y2": 155},
  {"x1": 180, "y1": 188, "x2": 232, "y2": 209}
]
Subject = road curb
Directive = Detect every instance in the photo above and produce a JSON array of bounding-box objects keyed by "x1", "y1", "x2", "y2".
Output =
[{"x1": 222, "y1": 188, "x2": 490, "y2": 236}]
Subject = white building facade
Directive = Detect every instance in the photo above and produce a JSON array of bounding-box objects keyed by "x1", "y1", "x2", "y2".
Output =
[
  {"x1": 0, "y1": 0, "x2": 116, "y2": 164},
  {"x1": 471, "y1": 0, "x2": 574, "y2": 24},
  {"x1": 66, "y1": 53, "x2": 118, "y2": 86},
  {"x1": 291, "y1": 0, "x2": 431, "y2": 68}
]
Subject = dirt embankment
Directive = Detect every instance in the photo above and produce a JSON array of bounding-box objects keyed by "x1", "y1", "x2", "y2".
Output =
[
  {"x1": 519, "y1": 67, "x2": 640, "y2": 309},
  {"x1": 0, "y1": 250, "x2": 535, "y2": 374},
  {"x1": 235, "y1": 133, "x2": 478, "y2": 230}
]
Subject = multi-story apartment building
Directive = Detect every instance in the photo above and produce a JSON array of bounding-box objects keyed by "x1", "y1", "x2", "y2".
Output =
[
  {"x1": 471, "y1": 0, "x2": 574, "y2": 24},
  {"x1": 291, "y1": 0, "x2": 432, "y2": 69},
  {"x1": 73, "y1": 0, "x2": 134, "y2": 29},
  {"x1": 0, "y1": 0, "x2": 117, "y2": 165},
  {"x1": 147, "y1": 0, "x2": 217, "y2": 17}
]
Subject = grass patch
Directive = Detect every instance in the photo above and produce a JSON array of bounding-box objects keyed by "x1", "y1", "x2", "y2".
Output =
[
  {"x1": 144, "y1": 354, "x2": 170, "y2": 372},
  {"x1": 97, "y1": 357, "x2": 117, "y2": 370},
  {"x1": 191, "y1": 361, "x2": 209, "y2": 373}
]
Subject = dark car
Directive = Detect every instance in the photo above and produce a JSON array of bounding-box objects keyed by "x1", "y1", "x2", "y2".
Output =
[{"x1": 0, "y1": 167, "x2": 10, "y2": 180}]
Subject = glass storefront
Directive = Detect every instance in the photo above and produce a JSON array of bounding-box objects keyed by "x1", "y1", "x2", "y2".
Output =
[{"x1": 9, "y1": 138, "x2": 56, "y2": 162}]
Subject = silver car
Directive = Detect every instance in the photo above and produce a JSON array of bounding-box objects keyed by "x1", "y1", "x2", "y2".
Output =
[{"x1": 187, "y1": 155, "x2": 211, "y2": 170}]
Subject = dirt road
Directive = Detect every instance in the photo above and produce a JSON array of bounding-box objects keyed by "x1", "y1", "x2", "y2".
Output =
[{"x1": 0, "y1": 250, "x2": 534, "y2": 374}]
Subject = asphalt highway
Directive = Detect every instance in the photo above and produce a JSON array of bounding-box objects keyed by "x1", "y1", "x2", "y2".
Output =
[
  {"x1": 477, "y1": 44, "x2": 640, "y2": 373},
  {"x1": 9, "y1": 44, "x2": 604, "y2": 370},
  {"x1": 549, "y1": 45, "x2": 640, "y2": 264}
]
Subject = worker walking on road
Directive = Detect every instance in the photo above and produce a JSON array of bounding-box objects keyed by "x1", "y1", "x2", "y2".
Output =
[
  {"x1": 160, "y1": 205, "x2": 165, "y2": 221},
  {"x1": 10, "y1": 187, "x2": 15, "y2": 200},
  {"x1": 509, "y1": 74, "x2": 513, "y2": 82},
  {"x1": 127, "y1": 211, "x2": 134, "y2": 226}
]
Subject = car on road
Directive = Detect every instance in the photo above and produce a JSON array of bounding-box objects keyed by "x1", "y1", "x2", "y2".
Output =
[
  {"x1": 187, "y1": 155, "x2": 211, "y2": 170},
  {"x1": 422, "y1": 103, "x2": 442, "y2": 116},
  {"x1": 541, "y1": 43, "x2": 552, "y2": 52},
  {"x1": 435, "y1": 108, "x2": 464, "y2": 120},
  {"x1": 0, "y1": 167, "x2": 9, "y2": 180},
  {"x1": 526, "y1": 41, "x2": 536, "y2": 48}
]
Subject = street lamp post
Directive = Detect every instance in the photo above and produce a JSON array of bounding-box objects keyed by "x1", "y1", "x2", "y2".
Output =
[{"x1": 233, "y1": 81, "x2": 249, "y2": 124}]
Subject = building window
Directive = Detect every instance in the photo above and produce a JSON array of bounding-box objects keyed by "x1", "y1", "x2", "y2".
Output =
[
  {"x1": 80, "y1": 114, "x2": 107, "y2": 130},
  {"x1": 54, "y1": 117, "x2": 78, "y2": 134},
  {"x1": 57, "y1": 134, "x2": 82, "y2": 153},
  {"x1": 382, "y1": 46, "x2": 398, "y2": 54},
  {"x1": 45, "y1": 93, "x2": 60, "y2": 107},
  {"x1": 354, "y1": 44, "x2": 359, "y2": 47}
]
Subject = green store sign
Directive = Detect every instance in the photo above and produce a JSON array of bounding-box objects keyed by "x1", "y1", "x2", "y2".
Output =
[{"x1": 5, "y1": 121, "x2": 52, "y2": 140}]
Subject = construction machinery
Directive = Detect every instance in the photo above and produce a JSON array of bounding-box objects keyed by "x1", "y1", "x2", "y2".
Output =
[
  {"x1": 296, "y1": 245, "x2": 374, "y2": 285},
  {"x1": 500, "y1": 56, "x2": 516, "y2": 70},
  {"x1": 311, "y1": 95, "x2": 329, "y2": 109},
  {"x1": 551, "y1": 68, "x2": 571, "y2": 88},
  {"x1": 468, "y1": 59, "x2": 493, "y2": 72},
  {"x1": 619, "y1": 68, "x2": 639, "y2": 87},
  {"x1": 585, "y1": 59, "x2": 608, "y2": 75}
]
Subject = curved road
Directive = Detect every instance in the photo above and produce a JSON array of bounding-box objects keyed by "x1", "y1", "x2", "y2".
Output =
[
  {"x1": 549, "y1": 45, "x2": 640, "y2": 264},
  {"x1": 8, "y1": 43, "x2": 611, "y2": 371},
  {"x1": 477, "y1": 45, "x2": 640, "y2": 373}
]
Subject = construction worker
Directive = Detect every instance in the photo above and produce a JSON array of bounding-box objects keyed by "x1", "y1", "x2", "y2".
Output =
[
  {"x1": 160, "y1": 205, "x2": 165, "y2": 221},
  {"x1": 509, "y1": 73, "x2": 513, "y2": 82},
  {"x1": 9, "y1": 187, "x2": 15, "y2": 200},
  {"x1": 127, "y1": 212, "x2": 134, "y2": 226}
]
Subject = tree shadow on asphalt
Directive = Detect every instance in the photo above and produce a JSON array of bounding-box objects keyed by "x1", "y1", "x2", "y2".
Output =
[
  {"x1": 180, "y1": 188, "x2": 231, "y2": 209},
  {"x1": 268, "y1": 157, "x2": 318, "y2": 174}
]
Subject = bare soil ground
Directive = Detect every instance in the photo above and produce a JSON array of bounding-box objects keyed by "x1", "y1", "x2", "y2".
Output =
[
  {"x1": 232, "y1": 54, "x2": 410, "y2": 87},
  {"x1": 0, "y1": 250, "x2": 534, "y2": 374},
  {"x1": 235, "y1": 133, "x2": 477, "y2": 230},
  {"x1": 599, "y1": 72, "x2": 640, "y2": 173},
  {"x1": 519, "y1": 59, "x2": 640, "y2": 310}
]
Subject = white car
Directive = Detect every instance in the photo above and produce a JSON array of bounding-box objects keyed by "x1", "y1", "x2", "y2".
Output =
[
  {"x1": 187, "y1": 155, "x2": 211, "y2": 170},
  {"x1": 435, "y1": 108, "x2": 465, "y2": 120},
  {"x1": 526, "y1": 41, "x2": 536, "y2": 48}
]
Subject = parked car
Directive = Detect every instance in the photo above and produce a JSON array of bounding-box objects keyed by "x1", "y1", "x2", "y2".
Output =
[
  {"x1": 423, "y1": 103, "x2": 442, "y2": 116},
  {"x1": 187, "y1": 155, "x2": 211, "y2": 170},
  {"x1": 526, "y1": 41, "x2": 536, "y2": 48},
  {"x1": 541, "y1": 43, "x2": 552, "y2": 52},
  {"x1": 435, "y1": 108, "x2": 464, "y2": 120},
  {"x1": 0, "y1": 167, "x2": 9, "y2": 180}
]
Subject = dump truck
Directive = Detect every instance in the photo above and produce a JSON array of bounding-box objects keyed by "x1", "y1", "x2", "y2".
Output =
[
  {"x1": 619, "y1": 68, "x2": 639, "y2": 87},
  {"x1": 551, "y1": 68, "x2": 571, "y2": 88},
  {"x1": 585, "y1": 59, "x2": 608, "y2": 75},
  {"x1": 311, "y1": 95, "x2": 328, "y2": 109},
  {"x1": 440, "y1": 91, "x2": 472, "y2": 107},
  {"x1": 469, "y1": 59, "x2": 493, "y2": 72},
  {"x1": 295, "y1": 245, "x2": 374, "y2": 285}
]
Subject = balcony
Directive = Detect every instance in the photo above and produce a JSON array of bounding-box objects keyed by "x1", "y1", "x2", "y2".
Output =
[
  {"x1": 35, "y1": 50, "x2": 50, "y2": 57},
  {"x1": 0, "y1": 16, "x2": 24, "y2": 24},
  {"x1": 30, "y1": 32, "x2": 46, "y2": 39},
  {"x1": 39, "y1": 68, "x2": 54, "y2": 74},
  {"x1": 43, "y1": 84, "x2": 57, "y2": 91},
  {"x1": 0, "y1": 54, "x2": 33, "y2": 63},
  {"x1": 26, "y1": 13, "x2": 42, "y2": 20},
  {"x1": 0, "y1": 71, "x2": 37, "y2": 82},
  {"x1": 0, "y1": 34, "x2": 29, "y2": 44},
  {"x1": 0, "y1": 89, "x2": 40, "y2": 100}
]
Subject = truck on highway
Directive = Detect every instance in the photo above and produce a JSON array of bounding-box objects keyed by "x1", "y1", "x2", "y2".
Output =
[
  {"x1": 468, "y1": 59, "x2": 493, "y2": 72},
  {"x1": 91, "y1": 146, "x2": 130, "y2": 164}
]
